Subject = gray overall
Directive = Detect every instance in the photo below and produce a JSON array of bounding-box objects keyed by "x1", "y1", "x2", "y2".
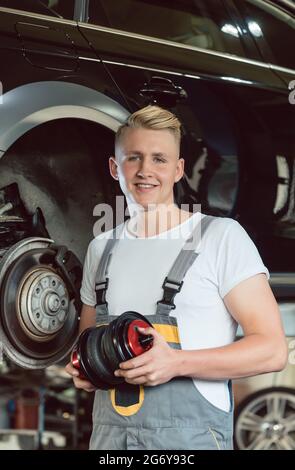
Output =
[{"x1": 89, "y1": 215, "x2": 234, "y2": 450}]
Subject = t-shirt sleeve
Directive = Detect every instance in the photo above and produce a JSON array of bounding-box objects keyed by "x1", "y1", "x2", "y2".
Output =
[
  {"x1": 80, "y1": 240, "x2": 98, "y2": 307},
  {"x1": 217, "y1": 219, "x2": 270, "y2": 299}
]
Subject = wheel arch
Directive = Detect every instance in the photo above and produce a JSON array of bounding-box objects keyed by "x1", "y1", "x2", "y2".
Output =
[{"x1": 0, "y1": 80, "x2": 129, "y2": 158}]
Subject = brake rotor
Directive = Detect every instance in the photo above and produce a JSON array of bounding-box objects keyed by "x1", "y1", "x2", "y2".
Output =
[{"x1": 0, "y1": 237, "x2": 81, "y2": 369}]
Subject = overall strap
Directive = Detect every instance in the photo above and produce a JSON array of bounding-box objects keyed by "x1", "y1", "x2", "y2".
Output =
[
  {"x1": 95, "y1": 223, "x2": 124, "y2": 316},
  {"x1": 156, "y1": 215, "x2": 216, "y2": 317}
]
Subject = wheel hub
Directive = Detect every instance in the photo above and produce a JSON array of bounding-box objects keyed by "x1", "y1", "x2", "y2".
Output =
[
  {"x1": 18, "y1": 268, "x2": 69, "y2": 339},
  {"x1": 264, "y1": 421, "x2": 285, "y2": 440}
]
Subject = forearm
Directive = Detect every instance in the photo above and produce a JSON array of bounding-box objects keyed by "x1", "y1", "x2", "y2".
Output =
[{"x1": 174, "y1": 334, "x2": 288, "y2": 380}]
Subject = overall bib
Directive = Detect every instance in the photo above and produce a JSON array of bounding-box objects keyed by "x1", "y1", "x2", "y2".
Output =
[{"x1": 89, "y1": 215, "x2": 234, "y2": 450}]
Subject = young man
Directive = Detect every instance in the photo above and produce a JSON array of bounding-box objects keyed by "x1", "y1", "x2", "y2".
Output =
[{"x1": 66, "y1": 105, "x2": 287, "y2": 450}]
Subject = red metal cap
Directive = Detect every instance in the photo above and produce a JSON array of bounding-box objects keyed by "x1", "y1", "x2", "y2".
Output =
[
  {"x1": 71, "y1": 347, "x2": 80, "y2": 370},
  {"x1": 127, "y1": 319, "x2": 152, "y2": 356}
]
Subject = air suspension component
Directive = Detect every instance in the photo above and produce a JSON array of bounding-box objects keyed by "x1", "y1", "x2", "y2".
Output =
[
  {"x1": 71, "y1": 312, "x2": 153, "y2": 389},
  {"x1": 0, "y1": 237, "x2": 82, "y2": 369}
]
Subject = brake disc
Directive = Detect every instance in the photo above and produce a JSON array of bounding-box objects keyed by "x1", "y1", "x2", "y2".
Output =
[{"x1": 0, "y1": 237, "x2": 81, "y2": 369}]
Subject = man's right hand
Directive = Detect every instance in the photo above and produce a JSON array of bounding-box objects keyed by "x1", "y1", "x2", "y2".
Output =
[{"x1": 65, "y1": 362, "x2": 96, "y2": 393}]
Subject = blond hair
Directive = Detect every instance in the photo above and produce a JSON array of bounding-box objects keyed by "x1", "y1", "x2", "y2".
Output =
[{"x1": 115, "y1": 105, "x2": 181, "y2": 151}]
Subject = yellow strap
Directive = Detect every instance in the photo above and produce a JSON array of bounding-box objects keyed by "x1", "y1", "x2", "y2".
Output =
[
  {"x1": 153, "y1": 323, "x2": 180, "y2": 344},
  {"x1": 110, "y1": 385, "x2": 144, "y2": 416}
]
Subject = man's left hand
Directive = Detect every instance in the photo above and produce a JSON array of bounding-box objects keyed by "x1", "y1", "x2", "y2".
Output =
[{"x1": 114, "y1": 327, "x2": 179, "y2": 386}]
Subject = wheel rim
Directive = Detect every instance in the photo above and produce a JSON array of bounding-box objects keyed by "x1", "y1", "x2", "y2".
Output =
[{"x1": 235, "y1": 390, "x2": 295, "y2": 450}]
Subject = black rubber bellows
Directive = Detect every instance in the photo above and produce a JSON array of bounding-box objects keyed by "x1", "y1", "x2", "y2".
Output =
[{"x1": 71, "y1": 311, "x2": 154, "y2": 389}]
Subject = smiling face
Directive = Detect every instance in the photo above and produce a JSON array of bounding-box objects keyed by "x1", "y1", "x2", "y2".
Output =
[{"x1": 109, "y1": 127, "x2": 184, "y2": 210}]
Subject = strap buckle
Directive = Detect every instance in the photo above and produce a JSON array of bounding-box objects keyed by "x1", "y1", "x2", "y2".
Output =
[
  {"x1": 157, "y1": 277, "x2": 183, "y2": 310},
  {"x1": 95, "y1": 278, "x2": 109, "y2": 306}
]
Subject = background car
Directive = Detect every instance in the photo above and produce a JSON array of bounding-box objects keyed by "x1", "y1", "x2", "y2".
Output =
[{"x1": 0, "y1": 0, "x2": 294, "y2": 449}]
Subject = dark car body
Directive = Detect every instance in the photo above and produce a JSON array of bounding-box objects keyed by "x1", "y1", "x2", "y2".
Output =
[{"x1": 0, "y1": 0, "x2": 294, "y2": 449}]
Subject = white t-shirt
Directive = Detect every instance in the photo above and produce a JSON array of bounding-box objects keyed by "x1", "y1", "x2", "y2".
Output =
[{"x1": 80, "y1": 212, "x2": 269, "y2": 412}]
